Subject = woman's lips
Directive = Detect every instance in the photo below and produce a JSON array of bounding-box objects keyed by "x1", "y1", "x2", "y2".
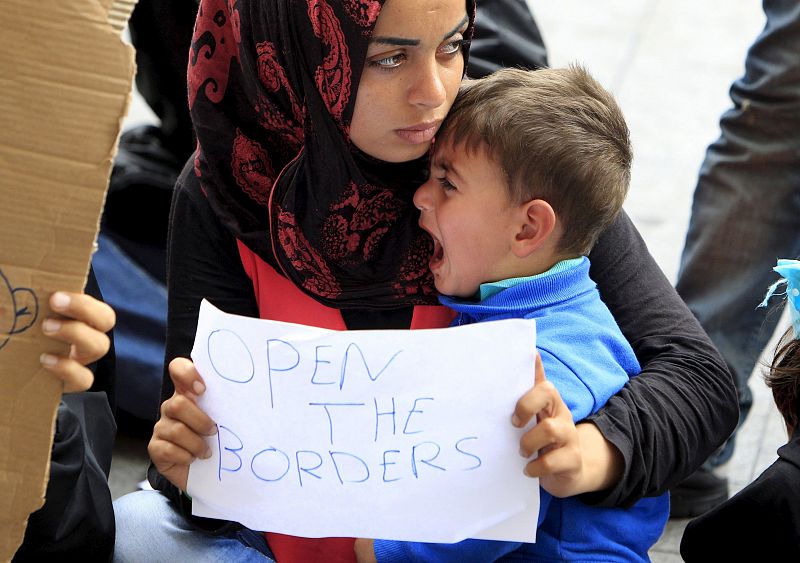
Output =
[{"x1": 395, "y1": 121, "x2": 441, "y2": 144}]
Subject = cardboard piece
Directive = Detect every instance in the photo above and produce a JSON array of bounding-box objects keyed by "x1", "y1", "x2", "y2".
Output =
[{"x1": 0, "y1": 0, "x2": 137, "y2": 558}]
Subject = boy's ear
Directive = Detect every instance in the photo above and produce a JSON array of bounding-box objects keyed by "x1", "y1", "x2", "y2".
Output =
[{"x1": 512, "y1": 199, "x2": 557, "y2": 258}]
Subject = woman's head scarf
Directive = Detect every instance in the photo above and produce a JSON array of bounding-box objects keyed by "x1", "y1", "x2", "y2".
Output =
[{"x1": 188, "y1": 0, "x2": 476, "y2": 309}]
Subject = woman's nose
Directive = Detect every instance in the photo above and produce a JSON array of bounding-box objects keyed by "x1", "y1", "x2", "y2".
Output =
[{"x1": 408, "y1": 60, "x2": 447, "y2": 108}]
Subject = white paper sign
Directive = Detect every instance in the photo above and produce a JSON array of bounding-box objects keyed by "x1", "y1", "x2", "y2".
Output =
[{"x1": 188, "y1": 300, "x2": 539, "y2": 543}]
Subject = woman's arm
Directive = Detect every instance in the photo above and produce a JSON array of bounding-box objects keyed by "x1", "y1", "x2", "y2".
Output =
[
  {"x1": 160, "y1": 166, "x2": 260, "y2": 400},
  {"x1": 147, "y1": 164, "x2": 259, "y2": 528},
  {"x1": 585, "y1": 211, "x2": 737, "y2": 507}
]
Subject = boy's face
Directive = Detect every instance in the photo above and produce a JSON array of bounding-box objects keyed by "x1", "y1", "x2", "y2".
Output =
[{"x1": 414, "y1": 139, "x2": 520, "y2": 297}]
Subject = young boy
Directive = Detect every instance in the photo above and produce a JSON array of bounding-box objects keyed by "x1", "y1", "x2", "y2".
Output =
[
  {"x1": 361, "y1": 66, "x2": 669, "y2": 561},
  {"x1": 681, "y1": 260, "x2": 800, "y2": 560}
]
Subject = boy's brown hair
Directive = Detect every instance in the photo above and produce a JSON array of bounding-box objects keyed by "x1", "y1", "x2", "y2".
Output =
[
  {"x1": 766, "y1": 328, "x2": 800, "y2": 433},
  {"x1": 436, "y1": 65, "x2": 632, "y2": 256}
]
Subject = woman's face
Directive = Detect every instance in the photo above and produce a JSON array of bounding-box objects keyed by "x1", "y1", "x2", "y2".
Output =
[{"x1": 349, "y1": 0, "x2": 469, "y2": 163}]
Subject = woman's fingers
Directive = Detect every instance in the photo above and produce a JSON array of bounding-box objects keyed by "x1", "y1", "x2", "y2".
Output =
[
  {"x1": 160, "y1": 392, "x2": 217, "y2": 438},
  {"x1": 519, "y1": 415, "x2": 570, "y2": 459},
  {"x1": 150, "y1": 391, "x2": 218, "y2": 492},
  {"x1": 147, "y1": 434, "x2": 193, "y2": 492},
  {"x1": 154, "y1": 404, "x2": 215, "y2": 459},
  {"x1": 512, "y1": 378, "x2": 560, "y2": 428},
  {"x1": 49, "y1": 291, "x2": 116, "y2": 333},
  {"x1": 39, "y1": 354, "x2": 95, "y2": 393},
  {"x1": 524, "y1": 445, "x2": 581, "y2": 481},
  {"x1": 169, "y1": 357, "x2": 207, "y2": 396}
]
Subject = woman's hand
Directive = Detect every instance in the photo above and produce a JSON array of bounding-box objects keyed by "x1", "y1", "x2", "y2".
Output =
[
  {"x1": 148, "y1": 358, "x2": 218, "y2": 492},
  {"x1": 40, "y1": 291, "x2": 116, "y2": 393},
  {"x1": 512, "y1": 354, "x2": 623, "y2": 497},
  {"x1": 354, "y1": 538, "x2": 377, "y2": 563}
]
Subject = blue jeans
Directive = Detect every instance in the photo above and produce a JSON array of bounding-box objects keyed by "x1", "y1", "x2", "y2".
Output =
[
  {"x1": 676, "y1": 0, "x2": 800, "y2": 464},
  {"x1": 113, "y1": 491, "x2": 275, "y2": 562}
]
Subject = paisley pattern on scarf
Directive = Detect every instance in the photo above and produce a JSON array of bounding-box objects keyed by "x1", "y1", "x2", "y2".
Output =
[
  {"x1": 188, "y1": 0, "x2": 238, "y2": 110},
  {"x1": 395, "y1": 233, "x2": 438, "y2": 298},
  {"x1": 342, "y1": 0, "x2": 381, "y2": 27},
  {"x1": 231, "y1": 130, "x2": 274, "y2": 205},
  {"x1": 254, "y1": 41, "x2": 304, "y2": 147},
  {"x1": 308, "y1": 0, "x2": 352, "y2": 121},
  {"x1": 276, "y1": 208, "x2": 341, "y2": 299},
  {"x1": 322, "y1": 181, "x2": 404, "y2": 262},
  {"x1": 189, "y1": 0, "x2": 476, "y2": 308}
]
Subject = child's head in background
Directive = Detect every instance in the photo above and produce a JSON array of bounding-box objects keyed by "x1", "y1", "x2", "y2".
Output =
[{"x1": 767, "y1": 329, "x2": 800, "y2": 434}]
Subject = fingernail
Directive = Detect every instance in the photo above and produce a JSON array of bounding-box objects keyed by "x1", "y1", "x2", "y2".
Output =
[
  {"x1": 40, "y1": 353, "x2": 58, "y2": 367},
  {"x1": 206, "y1": 424, "x2": 218, "y2": 436},
  {"x1": 193, "y1": 380, "x2": 206, "y2": 395},
  {"x1": 201, "y1": 447, "x2": 212, "y2": 459},
  {"x1": 519, "y1": 447, "x2": 530, "y2": 458},
  {"x1": 42, "y1": 319, "x2": 62, "y2": 333},
  {"x1": 51, "y1": 292, "x2": 71, "y2": 310},
  {"x1": 511, "y1": 414, "x2": 521, "y2": 427},
  {"x1": 523, "y1": 466, "x2": 532, "y2": 477}
]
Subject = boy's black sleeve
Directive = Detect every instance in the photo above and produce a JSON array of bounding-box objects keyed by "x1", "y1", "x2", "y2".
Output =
[
  {"x1": 13, "y1": 268, "x2": 117, "y2": 562},
  {"x1": 583, "y1": 211, "x2": 738, "y2": 507}
]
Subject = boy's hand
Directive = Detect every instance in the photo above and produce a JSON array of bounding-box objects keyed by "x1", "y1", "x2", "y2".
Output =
[
  {"x1": 512, "y1": 354, "x2": 622, "y2": 497},
  {"x1": 149, "y1": 358, "x2": 217, "y2": 492},
  {"x1": 354, "y1": 538, "x2": 377, "y2": 563},
  {"x1": 40, "y1": 291, "x2": 116, "y2": 393}
]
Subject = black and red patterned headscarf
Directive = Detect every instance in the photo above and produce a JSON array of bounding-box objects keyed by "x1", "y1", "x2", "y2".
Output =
[{"x1": 188, "y1": 0, "x2": 476, "y2": 309}]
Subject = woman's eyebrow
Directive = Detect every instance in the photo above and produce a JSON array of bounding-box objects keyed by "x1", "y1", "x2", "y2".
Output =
[
  {"x1": 370, "y1": 36, "x2": 420, "y2": 47},
  {"x1": 370, "y1": 15, "x2": 469, "y2": 47},
  {"x1": 443, "y1": 15, "x2": 469, "y2": 40}
]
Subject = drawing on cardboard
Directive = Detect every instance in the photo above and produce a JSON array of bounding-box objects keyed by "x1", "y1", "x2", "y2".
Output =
[{"x1": 0, "y1": 268, "x2": 38, "y2": 351}]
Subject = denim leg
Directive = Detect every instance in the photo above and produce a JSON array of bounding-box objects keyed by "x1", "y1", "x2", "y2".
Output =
[
  {"x1": 676, "y1": 0, "x2": 800, "y2": 461},
  {"x1": 113, "y1": 490, "x2": 275, "y2": 562}
]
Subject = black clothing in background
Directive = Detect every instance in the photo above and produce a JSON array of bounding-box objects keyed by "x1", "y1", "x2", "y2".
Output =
[
  {"x1": 13, "y1": 268, "x2": 117, "y2": 562},
  {"x1": 681, "y1": 426, "x2": 800, "y2": 561},
  {"x1": 468, "y1": 0, "x2": 548, "y2": 77},
  {"x1": 128, "y1": 0, "x2": 196, "y2": 159}
]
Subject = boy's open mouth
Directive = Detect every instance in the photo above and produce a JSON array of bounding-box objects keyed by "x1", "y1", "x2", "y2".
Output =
[{"x1": 429, "y1": 236, "x2": 444, "y2": 270}]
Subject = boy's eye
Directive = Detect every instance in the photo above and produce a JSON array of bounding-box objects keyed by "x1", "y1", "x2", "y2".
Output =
[{"x1": 437, "y1": 176, "x2": 457, "y2": 192}]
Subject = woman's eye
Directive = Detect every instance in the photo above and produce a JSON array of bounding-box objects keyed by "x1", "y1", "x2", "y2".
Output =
[
  {"x1": 439, "y1": 38, "x2": 469, "y2": 57},
  {"x1": 368, "y1": 52, "x2": 405, "y2": 70},
  {"x1": 437, "y1": 177, "x2": 456, "y2": 192}
]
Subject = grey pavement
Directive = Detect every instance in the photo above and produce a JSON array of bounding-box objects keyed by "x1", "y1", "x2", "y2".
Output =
[{"x1": 110, "y1": 2, "x2": 786, "y2": 560}]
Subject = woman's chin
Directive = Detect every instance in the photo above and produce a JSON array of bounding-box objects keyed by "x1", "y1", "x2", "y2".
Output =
[{"x1": 360, "y1": 141, "x2": 432, "y2": 164}]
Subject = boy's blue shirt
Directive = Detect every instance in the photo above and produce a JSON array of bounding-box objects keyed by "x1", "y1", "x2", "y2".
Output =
[
  {"x1": 373, "y1": 257, "x2": 669, "y2": 562},
  {"x1": 477, "y1": 257, "x2": 585, "y2": 301}
]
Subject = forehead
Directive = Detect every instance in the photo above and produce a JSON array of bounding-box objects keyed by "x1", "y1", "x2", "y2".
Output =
[{"x1": 373, "y1": 0, "x2": 468, "y2": 36}]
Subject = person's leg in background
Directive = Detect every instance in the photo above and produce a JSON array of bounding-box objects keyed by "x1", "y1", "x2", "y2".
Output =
[{"x1": 672, "y1": 0, "x2": 800, "y2": 518}]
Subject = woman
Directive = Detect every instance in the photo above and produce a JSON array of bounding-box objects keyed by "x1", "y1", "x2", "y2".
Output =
[{"x1": 114, "y1": 0, "x2": 737, "y2": 561}]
